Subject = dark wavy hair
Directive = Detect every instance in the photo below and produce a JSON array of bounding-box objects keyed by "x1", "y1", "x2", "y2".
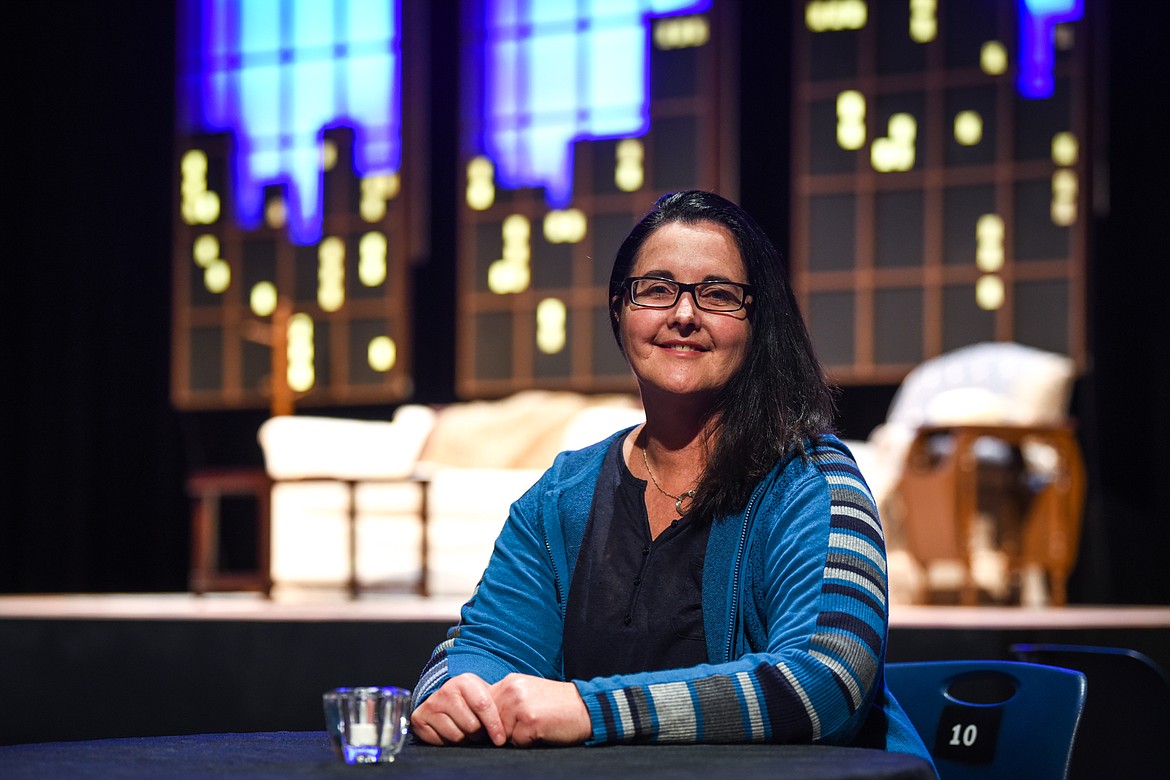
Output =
[{"x1": 608, "y1": 191, "x2": 836, "y2": 522}]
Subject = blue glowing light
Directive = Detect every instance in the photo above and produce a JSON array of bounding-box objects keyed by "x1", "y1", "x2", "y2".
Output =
[
  {"x1": 186, "y1": 0, "x2": 402, "y2": 244},
  {"x1": 480, "y1": 0, "x2": 711, "y2": 207},
  {"x1": 1017, "y1": 0, "x2": 1083, "y2": 99}
]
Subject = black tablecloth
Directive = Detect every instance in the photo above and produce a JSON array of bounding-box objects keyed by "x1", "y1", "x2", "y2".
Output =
[{"x1": 0, "y1": 731, "x2": 935, "y2": 779}]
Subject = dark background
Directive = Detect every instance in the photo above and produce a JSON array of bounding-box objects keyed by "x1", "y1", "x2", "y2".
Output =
[{"x1": 3, "y1": 1, "x2": 1168, "y2": 603}]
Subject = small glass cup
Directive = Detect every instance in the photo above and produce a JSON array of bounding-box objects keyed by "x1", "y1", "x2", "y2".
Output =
[{"x1": 323, "y1": 686, "x2": 411, "y2": 764}]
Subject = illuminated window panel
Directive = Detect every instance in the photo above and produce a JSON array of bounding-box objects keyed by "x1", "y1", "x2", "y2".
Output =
[
  {"x1": 1015, "y1": 80, "x2": 1074, "y2": 161},
  {"x1": 942, "y1": 186, "x2": 997, "y2": 266},
  {"x1": 1017, "y1": 0, "x2": 1084, "y2": 99},
  {"x1": 457, "y1": 0, "x2": 734, "y2": 398},
  {"x1": 172, "y1": 2, "x2": 419, "y2": 411},
  {"x1": 350, "y1": 318, "x2": 400, "y2": 385},
  {"x1": 944, "y1": 87, "x2": 997, "y2": 166},
  {"x1": 186, "y1": 1, "x2": 401, "y2": 244},
  {"x1": 533, "y1": 304, "x2": 574, "y2": 381},
  {"x1": 478, "y1": 0, "x2": 709, "y2": 207},
  {"x1": 872, "y1": 94, "x2": 924, "y2": 173},
  {"x1": 791, "y1": 0, "x2": 1089, "y2": 383},
  {"x1": 1015, "y1": 179, "x2": 1071, "y2": 260},
  {"x1": 810, "y1": 98, "x2": 858, "y2": 174}
]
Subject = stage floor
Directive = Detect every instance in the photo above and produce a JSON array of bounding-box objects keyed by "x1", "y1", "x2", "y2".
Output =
[
  {"x1": 0, "y1": 592, "x2": 469, "y2": 622},
  {"x1": 1, "y1": 592, "x2": 1168, "y2": 628}
]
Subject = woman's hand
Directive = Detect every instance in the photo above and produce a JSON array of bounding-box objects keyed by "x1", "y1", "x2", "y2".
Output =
[
  {"x1": 410, "y1": 673, "x2": 507, "y2": 746},
  {"x1": 490, "y1": 673, "x2": 592, "y2": 746},
  {"x1": 412, "y1": 672, "x2": 591, "y2": 747}
]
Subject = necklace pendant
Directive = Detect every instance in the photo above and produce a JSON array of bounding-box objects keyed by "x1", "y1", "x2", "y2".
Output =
[{"x1": 642, "y1": 445, "x2": 696, "y2": 516}]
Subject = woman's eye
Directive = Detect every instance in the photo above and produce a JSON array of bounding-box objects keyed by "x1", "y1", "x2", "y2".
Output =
[{"x1": 701, "y1": 286, "x2": 736, "y2": 302}]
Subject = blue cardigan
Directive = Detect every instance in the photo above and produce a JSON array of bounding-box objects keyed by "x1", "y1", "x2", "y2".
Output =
[{"x1": 413, "y1": 430, "x2": 934, "y2": 769}]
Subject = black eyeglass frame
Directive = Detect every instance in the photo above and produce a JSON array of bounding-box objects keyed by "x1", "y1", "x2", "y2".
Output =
[{"x1": 613, "y1": 276, "x2": 754, "y2": 313}]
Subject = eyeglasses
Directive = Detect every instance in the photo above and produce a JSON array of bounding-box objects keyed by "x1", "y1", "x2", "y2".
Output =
[{"x1": 618, "y1": 276, "x2": 753, "y2": 313}]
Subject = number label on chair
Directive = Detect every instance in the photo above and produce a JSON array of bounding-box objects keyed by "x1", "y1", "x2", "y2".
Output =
[{"x1": 934, "y1": 705, "x2": 1002, "y2": 764}]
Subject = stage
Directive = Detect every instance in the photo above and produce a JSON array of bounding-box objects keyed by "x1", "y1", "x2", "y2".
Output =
[{"x1": 2, "y1": 594, "x2": 1168, "y2": 745}]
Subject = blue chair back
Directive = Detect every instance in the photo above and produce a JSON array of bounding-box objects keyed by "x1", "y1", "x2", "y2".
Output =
[
  {"x1": 1010, "y1": 644, "x2": 1170, "y2": 779},
  {"x1": 886, "y1": 660, "x2": 1087, "y2": 780}
]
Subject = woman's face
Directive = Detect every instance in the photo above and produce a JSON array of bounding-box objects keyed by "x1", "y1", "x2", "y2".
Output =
[{"x1": 616, "y1": 220, "x2": 752, "y2": 404}]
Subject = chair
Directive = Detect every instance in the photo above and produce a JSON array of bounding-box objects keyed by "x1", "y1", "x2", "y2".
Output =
[
  {"x1": 886, "y1": 660, "x2": 1087, "y2": 780},
  {"x1": 848, "y1": 342, "x2": 1084, "y2": 605},
  {"x1": 1010, "y1": 644, "x2": 1170, "y2": 779},
  {"x1": 897, "y1": 421, "x2": 1085, "y2": 605},
  {"x1": 187, "y1": 467, "x2": 272, "y2": 596}
]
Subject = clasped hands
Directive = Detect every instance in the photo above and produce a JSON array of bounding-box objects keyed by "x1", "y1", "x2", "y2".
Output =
[{"x1": 411, "y1": 672, "x2": 591, "y2": 747}]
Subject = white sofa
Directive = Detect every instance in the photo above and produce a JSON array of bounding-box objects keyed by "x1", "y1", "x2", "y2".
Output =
[
  {"x1": 259, "y1": 392, "x2": 644, "y2": 599},
  {"x1": 259, "y1": 406, "x2": 437, "y2": 596}
]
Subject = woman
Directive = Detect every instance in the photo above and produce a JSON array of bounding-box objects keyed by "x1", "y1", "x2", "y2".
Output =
[{"x1": 410, "y1": 191, "x2": 933, "y2": 768}]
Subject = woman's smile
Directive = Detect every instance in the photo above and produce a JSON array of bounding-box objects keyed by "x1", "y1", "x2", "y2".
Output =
[{"x1": 658, "y1": 339, "x2": 707, "y2": 354}]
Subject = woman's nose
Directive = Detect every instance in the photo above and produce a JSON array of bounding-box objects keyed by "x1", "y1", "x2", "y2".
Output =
[{"x1": 670, "y1": 289, "x2": 699, "y2": 322}]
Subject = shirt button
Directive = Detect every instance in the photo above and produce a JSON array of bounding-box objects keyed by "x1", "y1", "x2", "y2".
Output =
[
  {"x1": 642, "y1": 547, "x2": 650, "y2": 556},
  {"x1": 633, "y1": 577, "x2": 641, "y2": 586},
  {"x1": 671, "y1": 519, "x2": 679, "y2": 528},
  {"x1": 623, "y1": 616, "x2": 632, "y2": 625}
]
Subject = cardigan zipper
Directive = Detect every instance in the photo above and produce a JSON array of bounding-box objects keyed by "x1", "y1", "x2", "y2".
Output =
[
  {"x1": 544, "y1": 530, "x2": 565, "y2": 616},
  {"x1": 723, "y1": 482, "x2": 764, "y2": 662}
]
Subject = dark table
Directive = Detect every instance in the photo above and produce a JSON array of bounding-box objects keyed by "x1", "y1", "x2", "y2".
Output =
[{"x1": 0, "y1": 731, "x2": 934, "y2": 779}]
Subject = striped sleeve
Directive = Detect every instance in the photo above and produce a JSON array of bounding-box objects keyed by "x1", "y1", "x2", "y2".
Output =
[
  {"x1": 410, "y1": 631, "x2": 459, "y2": 711},
  {"x1": 578, "y1": 442, "x2": 889, "y2": 745}
]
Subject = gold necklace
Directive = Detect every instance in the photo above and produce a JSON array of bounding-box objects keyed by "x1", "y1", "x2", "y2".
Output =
[{"x1": 641, "y1": 446, "x2": 697, "y2": 516}]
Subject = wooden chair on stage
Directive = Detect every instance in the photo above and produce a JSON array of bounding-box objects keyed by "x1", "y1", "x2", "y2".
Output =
[
  {"x1": 896, "y1": 422, "x2": 1085, "y2": 605},
  {"x1": 849, "y1": 342, "x2": 1085, "y2": 606}
]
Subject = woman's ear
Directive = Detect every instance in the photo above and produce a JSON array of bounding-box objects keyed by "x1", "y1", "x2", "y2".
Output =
[{"x1": 610, "y1": 295, "x2": 626, "y2": 354}]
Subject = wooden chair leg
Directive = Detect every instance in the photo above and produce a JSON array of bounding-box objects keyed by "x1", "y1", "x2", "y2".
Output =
[{"x1": 186, "y1": 468, "x2": 272, "y2": 596}]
